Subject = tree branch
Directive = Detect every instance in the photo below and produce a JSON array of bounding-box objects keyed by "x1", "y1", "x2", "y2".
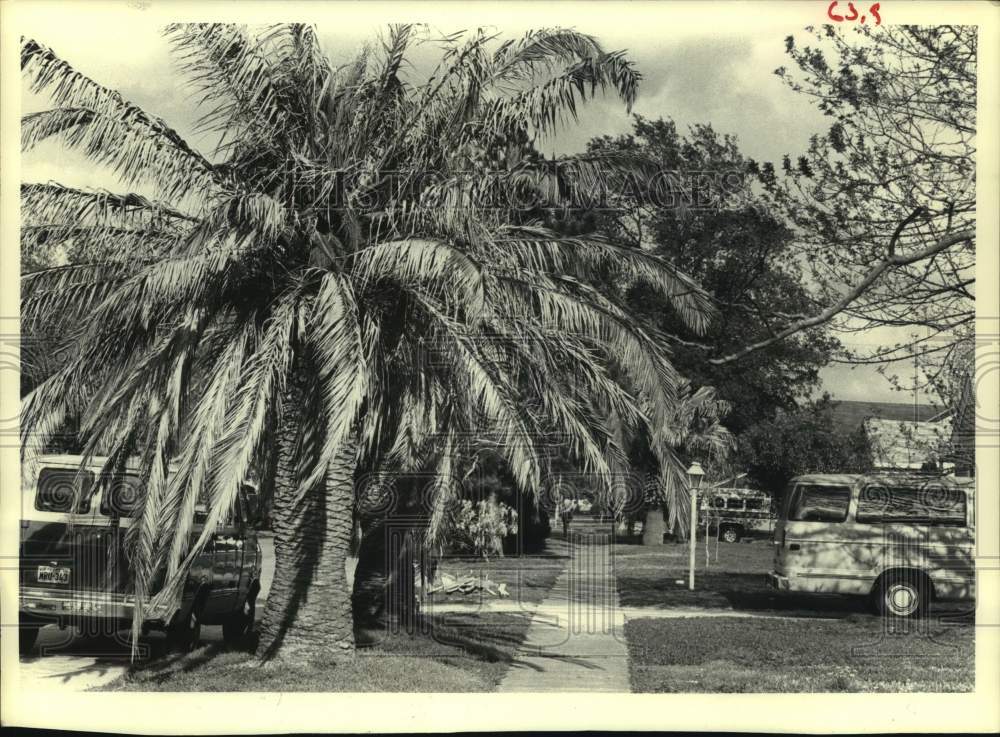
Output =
[{"x1": 708, "y1": 228, "x2": 974, "y2": 365}]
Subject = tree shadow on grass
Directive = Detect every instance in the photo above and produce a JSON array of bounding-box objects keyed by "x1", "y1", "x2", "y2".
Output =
[
  {"x1": 355, "y1": 612, "x2": 531, "y2": 664},
  {"x1": 617, "y1": 572, "x2": 870, "y2": 618}
]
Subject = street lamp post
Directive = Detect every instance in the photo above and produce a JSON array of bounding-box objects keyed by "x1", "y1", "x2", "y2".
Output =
[{"x1": 687, "y1": 461, "x2": 705, "y2": 591}]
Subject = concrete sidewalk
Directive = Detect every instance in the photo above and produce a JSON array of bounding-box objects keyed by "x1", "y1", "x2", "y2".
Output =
[
  {"x1": 497, "y1": 531, "x2": 631, "y2": 693},
  {"x1": 426, "y1": 599, "x2": 840, "y2": 623}
]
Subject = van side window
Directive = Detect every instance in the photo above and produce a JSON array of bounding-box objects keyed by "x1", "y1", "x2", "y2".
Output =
[
  {"x1": 725, "y1": 498, "x2": 744, "y2": 511},
  {"x1": 745, "y1": 498, "x2": 764, "y2": 511},
  {"x1": 99, "y1": 473, "x2": 143, "y2": 517},
  {"x1": 35, "y1": 468, "x2": 95, "y2": 513},
  {"x1": 856, "y1": 485, "x2": 966, "y2": 526},
  {"x1": 788, "y1": 484, "x2": 851, "y2": 522}
]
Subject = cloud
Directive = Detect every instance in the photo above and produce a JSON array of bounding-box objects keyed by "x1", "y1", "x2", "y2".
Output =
[{"x1": 554, "y1": 32, "x2": 827, "y2": 164}]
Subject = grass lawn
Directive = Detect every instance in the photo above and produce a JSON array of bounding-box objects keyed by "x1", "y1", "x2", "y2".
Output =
[
  {"x1": 625, "y1": 615, "x2": 974, "y2": 692},
  {"x1": 99, "y1": 611, "x2": 534, "y2": 692},
  {"x1": 615, "y1": 538, "x2": 975, "y2": 692},
  {"x1": 615, "y1": 540, "x2": 874, "y2": 616},
  {"x1": 613, "y1": 538, "x2": 976, "y2": 618},
  {"x1": 615, "y1": 540, "x2": 863, "y2": 616}
]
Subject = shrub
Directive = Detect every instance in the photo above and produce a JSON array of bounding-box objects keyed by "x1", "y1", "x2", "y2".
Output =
[{"x1": 447, "y1": 498, "x2": 518, "y2": 559}]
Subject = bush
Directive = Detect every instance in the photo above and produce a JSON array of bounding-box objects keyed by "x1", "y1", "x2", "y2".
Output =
[
  {"x1": 461, "y1": 451, "x2": 553, "y2": 555},
  {"x1": 447, "y1": 498, "x2": 518, "y2": 559}
]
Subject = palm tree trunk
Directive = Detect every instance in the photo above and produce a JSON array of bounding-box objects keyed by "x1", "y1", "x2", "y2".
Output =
[
  {"x1": 257, "y1": 409, "x2": 357, "y2": 658},
  {"x1": 641, "y1": 504, "x2": 667, "y2": 545}
]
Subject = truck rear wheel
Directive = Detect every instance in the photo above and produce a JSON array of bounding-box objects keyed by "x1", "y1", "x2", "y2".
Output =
[
  {"x1": 721, "y1": 526, "x2": 741, "y2": 543},
  {"x1": 223, "y1": 586, "x2": 258, "y2": 648}
]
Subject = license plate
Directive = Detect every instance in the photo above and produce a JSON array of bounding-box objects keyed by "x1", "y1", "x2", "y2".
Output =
[{"x1": 37, "y1": 565, "x2": 70, "y2": 584}]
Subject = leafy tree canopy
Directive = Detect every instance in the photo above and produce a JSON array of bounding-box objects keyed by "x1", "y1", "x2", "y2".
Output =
[
  {"x1": 579, "y1": 115, "x2": 839, "y2": 434},
  {"x1": 761, "y1": 25, "x2": 975, "y2": 378},
  {"x1": 737, "y1": 395, "x2": 872, "y2": 492}
]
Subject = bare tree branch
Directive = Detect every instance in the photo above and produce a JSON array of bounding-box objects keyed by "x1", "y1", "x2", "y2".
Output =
[{"x1": 709, "y1": 228, "x2": 974, "y2": 365}]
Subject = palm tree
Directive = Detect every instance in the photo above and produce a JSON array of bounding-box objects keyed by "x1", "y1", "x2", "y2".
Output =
[
  {"x1": 20, "y1": 24, "x2": 714, "y2": 659},
  {"x1": 659, "y1": 380, "x2": 734, "y2": 535},
  {"x1": 626, "y1": 379, "x2": 734, "y2": 544}
]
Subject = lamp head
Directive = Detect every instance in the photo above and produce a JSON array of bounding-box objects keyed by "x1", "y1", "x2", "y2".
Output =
[{"x1": 686, "y1": 461, "x2": 705, "y2": 488}]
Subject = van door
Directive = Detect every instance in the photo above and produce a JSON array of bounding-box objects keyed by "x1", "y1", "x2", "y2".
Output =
[
  {"x1": 779, "y1": 481, "x2": 871, "y2": 595},
  {"x1": 20, "y1": 467, "x2": 104, "y2": 596}
]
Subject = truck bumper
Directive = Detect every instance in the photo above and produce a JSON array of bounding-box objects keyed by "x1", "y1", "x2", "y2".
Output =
[{"x1": 19, "y1": 588, "x2": 173, "y2": 627}]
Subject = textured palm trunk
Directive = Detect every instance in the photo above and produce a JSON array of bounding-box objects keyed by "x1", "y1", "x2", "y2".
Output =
[
  {"x1": 257, "y1": 410, "x2": 357, "y2": 658},
  {"x1": 641, "y1": 504, "x2": 667, "y2": 545}
]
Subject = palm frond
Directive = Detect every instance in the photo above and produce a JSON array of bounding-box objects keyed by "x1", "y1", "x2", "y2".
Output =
[
  {"x1": 20, "y1": 366, "x2": 74, "y2": 469},
  {"x1": 150, "y1": 286, "x2": 298, "y2": 612},
  {"x1": 496, "y1": 227, "x2": 716, "y2": 334},
  {"x1": 491, "y1": 28, "x2": 603, "y2": 82},
  {"x1": 410, "y1": 291, "x2": 544, "y2": 495},
  {"x1": 21, "y1": 263, "x2": 132, "y2": 325},
  {"x1": 161, "y1": 318, "x2": 255, "y2": 580},
  {"x1": 483, "y1": 50, "x2": 640, "y2": 138},
  {"x1": 21, "y1": 37, "x2": 219, "y2": 199},
  {"x1": 299, "y1": 273, "x2": 368, "y2": 493},
  {"x1": 426, "y1": 429, "x2": 456, "y2": 549},
  {"x1": 81, "y1": 230, "x2": 264, "y2": 339},
  {"x1": 22, "y1": 226, "x2": 179, "y2": 265},
  {"x1": 165, "y1": 24, "x2": 295, "y2": 152},
  {"x1": 21, "y1": 182, "x2": 197, "y2": 231},
  {"x1": 349, "y1": 238, "x2": 485, "y2": 320},
  {"x1": 128, "y1": 352, "x2": 186, "y2": 656}
]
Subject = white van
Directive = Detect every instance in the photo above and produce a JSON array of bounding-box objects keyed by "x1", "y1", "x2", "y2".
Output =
[{"x1": 768, "y1": 473, "x2": 974, "y2": 617}]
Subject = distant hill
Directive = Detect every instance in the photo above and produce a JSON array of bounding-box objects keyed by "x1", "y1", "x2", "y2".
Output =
[{"x1": 827, "y1": 399, "x2": 946, "y2": 434}]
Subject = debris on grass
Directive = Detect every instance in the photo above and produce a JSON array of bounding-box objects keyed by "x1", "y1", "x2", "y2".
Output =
[{"x1": 425, "y1": 572, "x2": 510, "y2": 598}]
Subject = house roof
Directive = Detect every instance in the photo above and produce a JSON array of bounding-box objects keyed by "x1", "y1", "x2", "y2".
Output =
[
  {"x1": 828, "y1": 399, "x2": 945, "y2": 434},
  {"x1": 864, "y1": 416, "x2": 953, "y2": 469},
  {"x1": 787, "y1": 473, "x2": 865, "y2": 486}
]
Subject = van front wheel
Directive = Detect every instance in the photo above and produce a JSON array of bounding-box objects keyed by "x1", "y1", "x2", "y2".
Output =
[
  {"x1": 876, "y1": 573, "x2": 927, "y2": 618},
  {"x1": 721, "y1": 526, "x2": 740, "y2": 544}
]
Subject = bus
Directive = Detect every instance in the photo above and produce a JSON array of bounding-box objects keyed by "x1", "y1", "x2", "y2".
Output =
[
  {"x1": 768, "y1": 472, "x2": 974, "y2": 617},
  {"x1": 699, "y1": 487, "x2": 775, "y2": 543}
]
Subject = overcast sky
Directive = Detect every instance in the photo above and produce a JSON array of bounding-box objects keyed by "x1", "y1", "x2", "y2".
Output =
[{"x1": 18, "y1": 8, "x2": 941, "y2": 406}]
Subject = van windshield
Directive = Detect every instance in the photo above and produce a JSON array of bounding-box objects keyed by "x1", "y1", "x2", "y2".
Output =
[{"x1": 788, "y1": 484, "x2": 851, "y2": 522}]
